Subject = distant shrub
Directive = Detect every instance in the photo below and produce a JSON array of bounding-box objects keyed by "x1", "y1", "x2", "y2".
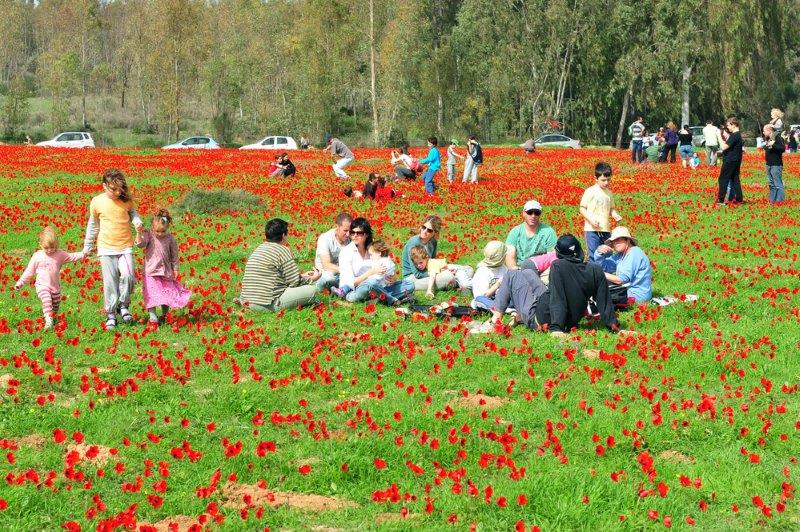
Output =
[{"x1": 174, "y1": 189, "x2": 262, "y2": 214}]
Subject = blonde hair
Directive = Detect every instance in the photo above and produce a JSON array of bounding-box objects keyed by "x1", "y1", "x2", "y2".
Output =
[
  {"x1": 409, "y1": 244, "x2": 430, "y2": 262},
  {"x1": 39, "y1": 226, "x2": 58, "y2": 250},
  {"x1": 421, "y1": 214, "x2": 442, "y2": 233},
  {"x1": 152, "y1": 208, "x2": 173, "y2": 232},
  {"x1": 370, "y1": 239, "x2": 390, "y2": 257},
  {"x1": 771, "y1": 108, "x2": 784, "y2": 119}
]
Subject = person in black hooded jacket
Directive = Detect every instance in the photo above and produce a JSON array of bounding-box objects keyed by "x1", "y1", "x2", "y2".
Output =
[{"x1": 534, "y1": 234, "x2": 619, "y2": 335}]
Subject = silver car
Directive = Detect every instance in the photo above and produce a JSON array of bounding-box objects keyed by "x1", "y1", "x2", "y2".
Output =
[
  {"x1": 533, "y1": 134, "x2": 581, "y2": 149},
  {"x1": 162, "y1": 136, "x2": 220, "y2": 150}
]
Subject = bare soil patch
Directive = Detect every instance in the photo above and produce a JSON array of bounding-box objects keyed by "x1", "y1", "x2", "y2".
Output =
[
  {"x1": 450, "y1": 392, "x2": 510, "y2": 410},
  {"x1": 658, "y1": 449, "x2": 696, "y2": 464},
  {"x1": 66, "y1": 443, "x2": 115, "y2": 465},
  {"x1": 138, "y1": 515, "x2": 200, "y2": 531},
  {"x1": 222, "y1": 482, "x2": 359, "y2": 512}
]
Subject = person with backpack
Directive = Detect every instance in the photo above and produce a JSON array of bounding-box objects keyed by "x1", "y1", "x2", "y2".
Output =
[
  {"x1": 462, "y1": 135, "x2": 483, "y2": 184},
  {"x1": 390, "y1": 146, "x2": 419, "y2": 180}
]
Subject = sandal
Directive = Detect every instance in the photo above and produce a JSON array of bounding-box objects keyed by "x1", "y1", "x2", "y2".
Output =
[
  {"x1": 119, "y1": 308, "x2": 133, "y2": 323},
  {"x1": 105, "y1": 316, "x2": 116, "y2": 329}
]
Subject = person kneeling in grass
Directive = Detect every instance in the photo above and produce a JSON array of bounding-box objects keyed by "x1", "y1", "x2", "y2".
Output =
[
  {"x1": 409, "y1": 245, "x2": 473, "y2": 299},
  {"x1": 592, "y1": 226, "x2": 652, "y2": 303}
]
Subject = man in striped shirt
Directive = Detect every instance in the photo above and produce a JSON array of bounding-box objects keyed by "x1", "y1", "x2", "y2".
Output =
[{"x1": 240, "y1": 219, "x2": 320, "y2": 311}]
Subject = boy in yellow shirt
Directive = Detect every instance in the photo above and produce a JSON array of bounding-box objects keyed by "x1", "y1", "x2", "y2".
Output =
[{"x1": 579, "y1": 161, "x2": 622, "y2": 262}]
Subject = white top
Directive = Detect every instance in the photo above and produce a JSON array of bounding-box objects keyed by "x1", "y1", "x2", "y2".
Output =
[
  {"x1": 366, "y1": 257, "x2": 396, "y2": 284},
  {"x1": 703, "y1": 124, "x2": 720, "y2": 146},
  {"x1": 338, "y1": 242, "x2": 370, "y2": 288},
  {"x1": 472, "y1": 264, "x2": 508, "y2": 298},
  {"x1": 391, "y1": 153, "x2": 413, "y2": 168},
  {"x1": 580, "y1": 184, "x2": 615, "y2": 232},
  {"x1": 314, "y1": 228, "x2": 347, "y2": 271}
]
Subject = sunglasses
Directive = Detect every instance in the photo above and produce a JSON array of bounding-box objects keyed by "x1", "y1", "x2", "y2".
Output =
[
  {"x1": 525, "y1": 209, "x2": 542, "y2": 216},
  {"x1": 349, "y1": 230, "x2": 365, "y2": 235},
  {"x1": 421, "y1": 225, "x2": 436, "y2": 233}
]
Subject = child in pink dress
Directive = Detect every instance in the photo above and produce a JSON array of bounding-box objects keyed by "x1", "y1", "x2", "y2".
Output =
[
  {"x1": 134, "y1": 209, "x2": 191, "y2": 326},
  {"x1": 15, "y1": 227, "x2": 85, "y2": 330}
]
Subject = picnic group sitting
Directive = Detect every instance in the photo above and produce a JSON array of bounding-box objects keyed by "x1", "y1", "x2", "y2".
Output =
[{"x1": 239, "y1": 162, "x2": 653, "y2": 335}]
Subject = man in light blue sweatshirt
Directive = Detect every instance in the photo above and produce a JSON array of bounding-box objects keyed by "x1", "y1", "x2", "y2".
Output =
[{"x1": 418, "y1": 136, "x2": 441, "y2": 195}]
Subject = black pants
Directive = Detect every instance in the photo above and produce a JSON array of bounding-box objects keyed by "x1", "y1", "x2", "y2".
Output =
[
  {"x1": 663, "y1": 143, "x2": 677, "y2": 162},
  {"x1": 717, "y1": 159, "x2": 743, "y2": 203}
]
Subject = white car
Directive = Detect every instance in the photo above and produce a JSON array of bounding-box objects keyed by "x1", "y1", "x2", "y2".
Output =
[
  {"x1": 534, "y1": 134, "x2": 581, "y2": 149},
  {"x1": 162, "y1": 136, "x2": 220, "y2": 150},
  {"x1": 36, "y1": 132, "x2": 94, "y2": 148},
  {"x1": 240, "y1": 135, "x2": 298, "y2": 150}
]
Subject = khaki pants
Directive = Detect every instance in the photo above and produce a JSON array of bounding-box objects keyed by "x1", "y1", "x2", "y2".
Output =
[{"x1": 248, "y1": 285, "x2": 318, "y2": 311}]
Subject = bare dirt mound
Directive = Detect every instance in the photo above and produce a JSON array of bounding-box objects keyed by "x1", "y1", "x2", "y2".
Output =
[
  {"x1": 222, "y1": 482, "x2": 359, "y2": 512},
  {"x1": 450, "y1": 392, "x2": 509, "y2": 410}
]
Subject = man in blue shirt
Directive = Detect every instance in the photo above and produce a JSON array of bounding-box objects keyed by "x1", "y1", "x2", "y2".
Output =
[{"x1": 593, "y1": 227, "x2": 652, "y2": 302}]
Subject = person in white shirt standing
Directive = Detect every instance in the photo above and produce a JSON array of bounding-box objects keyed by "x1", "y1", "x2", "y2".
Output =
[{"x1": 702, "y1": 119, "x2": 721, "y2": 166}]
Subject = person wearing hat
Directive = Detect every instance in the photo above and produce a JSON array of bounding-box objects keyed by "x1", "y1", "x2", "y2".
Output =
[
  {"x1": 471, "y1": 240, "x2": 510, "y2": 310},
  {"x1": 534, "y1": 234, "x2": 619, "y2": 336},
  {"x1": 593, "y1": 226, "x2": 652, "y2": 302},
  {"x1": 446, "y1": 139, "x2": 465, "y2": 183},
  {"x1": 505, "y1": 200, "x2": 558, "y2": 270}
]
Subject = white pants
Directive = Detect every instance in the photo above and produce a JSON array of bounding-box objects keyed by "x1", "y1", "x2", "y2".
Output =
[
  {"x1": 100, "y1": 253, "x2": 135, "y2": 314},
  {"x1": 405, "y1": 265, "x2": 474, "y2": 292},
  {"x1": 462, "y1": 158, "x2": 479, "y2": 183},
  {"x1": 333, "y1": 157, "x2": 353, "y2": 178}
]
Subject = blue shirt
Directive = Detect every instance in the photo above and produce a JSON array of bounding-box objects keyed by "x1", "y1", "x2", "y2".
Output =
[
  {"x1": 402, "y1": 235, "x2": 437, "y2": 278},
  {"x1": 594, "y1": 246, "x2": 652, "y2": 302},
  {"x1": 418, "y1": 147, "x2": 441, "y2": 172}
]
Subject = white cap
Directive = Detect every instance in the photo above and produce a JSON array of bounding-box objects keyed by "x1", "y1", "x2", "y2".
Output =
[{"x1": 523, "y1": 200, "x2": 542, "y2": 212}]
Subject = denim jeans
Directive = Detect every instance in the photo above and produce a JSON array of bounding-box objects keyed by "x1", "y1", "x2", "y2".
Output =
[
  {"x1": 630, "y1": 139, "x2": 643, "y2": 163},
  {"x1": 766, "y1": 165, "x2": 785, "y2": 203},
  {"x1": 345, "y1": 278, "x2": 413, "y2": 305},
  {"x1": 679, "y1": 144, "x2": 694, "y2": 161},
  {"x1": 422, "y1": 167, "x2": 437, "y2": 194},
  {"x1": 585, "y1": 231, "x2": 611, "y2": 263}
]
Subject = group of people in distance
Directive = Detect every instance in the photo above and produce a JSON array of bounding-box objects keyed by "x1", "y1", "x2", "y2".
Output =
[
  {"x1": 238, "y1": 160, "x2": 653, "y2": 337},
  {"x1": 15, "y1": 169, "x2": 191, "y2": 331}
]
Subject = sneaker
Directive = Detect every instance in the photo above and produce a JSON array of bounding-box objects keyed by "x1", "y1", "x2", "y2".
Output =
[{"x1": 44, "y1": 318, "x2": 54, "y2": 331}]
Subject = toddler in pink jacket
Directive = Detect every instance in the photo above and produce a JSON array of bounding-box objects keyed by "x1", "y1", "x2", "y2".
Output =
[{"x1": 15, "y1": 227, "x2": 85, "y2": 329}]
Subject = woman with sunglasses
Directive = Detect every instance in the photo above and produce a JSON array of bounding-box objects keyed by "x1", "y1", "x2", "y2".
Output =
[
  {"x1": 401, "y1": 215, "x2": 471, "y2": 292},
  {"x1": 336, "y1": 218, "x2": 385, "y2": 302}
]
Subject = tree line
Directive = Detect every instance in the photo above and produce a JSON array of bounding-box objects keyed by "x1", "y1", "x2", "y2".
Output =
[{"x1": 1, "y1": 0, "x2": 798, "y2": 147}]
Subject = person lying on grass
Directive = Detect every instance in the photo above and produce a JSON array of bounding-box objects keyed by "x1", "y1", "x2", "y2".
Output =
[{"x1": 408, "y1": 244, "x2": 473, "y2": 300}]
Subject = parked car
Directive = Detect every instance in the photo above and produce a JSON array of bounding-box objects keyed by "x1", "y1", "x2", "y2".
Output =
[
  {"x1": 533, "y1": 134, "x2": 581, "y2": 149},
  {"x1": 689, "y1": 126, "x2": 705, "y2": 147},
  {"x1": 239, "y1": 135, "x2": 298, "y2": 150},
  {"x1": 162, "y1": 136, "x2": 220, "y2": 150},
  {"x1": 36, "y1": 132, "x2": 95, "y2": 148}
]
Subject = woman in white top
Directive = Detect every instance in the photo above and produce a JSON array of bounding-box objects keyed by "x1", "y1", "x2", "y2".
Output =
[
  {"x1": 336, "y1": 218, "x2": 386, "y2": 302},
  {"x1": 390, "y1": 146, "x2": 417, "y2": 180}
]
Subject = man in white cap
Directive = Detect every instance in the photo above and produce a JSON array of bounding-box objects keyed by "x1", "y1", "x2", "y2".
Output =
[
  {"x1": 593, "y1": 226, "x2": 652, "y2": 302},
  {"x1": 504, "y1": 199, "x2": 557, "y2": 270}
]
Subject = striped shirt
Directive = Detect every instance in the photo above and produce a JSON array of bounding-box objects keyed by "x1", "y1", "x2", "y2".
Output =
[{"x1": 240, "y1": 242, "x2": 301, "y2": 307}]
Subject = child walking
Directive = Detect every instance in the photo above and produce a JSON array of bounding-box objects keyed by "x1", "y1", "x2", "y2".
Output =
[
  {"x1": 446, "y1": 139, "x2": 464, "y2": 183},
  {"x1": 135, "y1": 209, "x2": 192, "y2": 326},
  {"x1": 579, "y1": 161, "x2": 622, "y2": 262},
  {"x1": 15, "y1": 227, "x2": 85, "y2": 330},
  {"x1": 82, "y1": 168, "x2": 143, "y2": 329},
  {"x1": 418, "y1": 136, "x2": 441, "y2": 195}
]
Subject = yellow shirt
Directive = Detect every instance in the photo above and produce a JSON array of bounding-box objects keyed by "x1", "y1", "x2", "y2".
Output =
[
  {"x1": 90, "y1": 194, "x2": 135, "y2": 251},
  {"x1": 580, "y1": 184, "x2": 614, "y2": 232}
]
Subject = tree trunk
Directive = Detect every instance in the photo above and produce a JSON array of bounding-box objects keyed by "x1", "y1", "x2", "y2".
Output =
[
  {"x1": 436, "y1": 60, "x2": 443, "y2": 135},
  {"x1": 174, "y1": 57, "x2": 181, "y2": 140},
  {"x1": 615, "y1": 87, "x2": 631, "y2": 149},
  {"x1": 369, "y1": 0, "x2": 379, "y2": 146},
  {"x1": 681, "y1": 64, "x2": 692, "y2": 127}
]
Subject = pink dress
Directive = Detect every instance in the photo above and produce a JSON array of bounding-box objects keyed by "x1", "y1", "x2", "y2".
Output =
[{"x1": 137, "y1": 230, "x2": 191, "y2": 309}]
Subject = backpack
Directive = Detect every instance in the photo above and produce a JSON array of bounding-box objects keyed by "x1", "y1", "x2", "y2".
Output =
[
  {"x1": 471, "y1": 143, "x2": 483, "y2": 163},
  {"x1": 409, "y1": 158, "x2": 423, "y2": 173}
]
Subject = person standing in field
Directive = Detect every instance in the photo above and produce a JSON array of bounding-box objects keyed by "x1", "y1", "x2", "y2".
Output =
[
  {"x1": 579, "y1": 161, "x2": 622, "y2": 262},
  {"x1": 678, "y1": 124, "x2": 694, "y2": 169},
  {"x1": 628, "y1": 116, "x2": 645, "y2": 163},
  {"x1": 446, "y1": 139, "x2": 465, "y2": 183},
  {"x1": 662, "y1": 121, "x2": 679, "y2": 163},
  {"x1": 82, "y1": 168, "x2": 143, "y2": 330},
  {"x1": 702, "y1": 119, "x2": 720, "y2": 166},
  {"x1": 462, "y1": 135, "x2": 483, "y2": 183},
  {"x1": 761, "y1": 124, "x2": 785, "y2": 203},
  {"x1": 717, "y1": 117, "x2": 744, "y2": 205},
  {"x1": 323, "y1": 137, "x2": 355, "y2": 179},
  {"x1": 418, "y1": 136, "x2": 441, "y2": 195}
]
